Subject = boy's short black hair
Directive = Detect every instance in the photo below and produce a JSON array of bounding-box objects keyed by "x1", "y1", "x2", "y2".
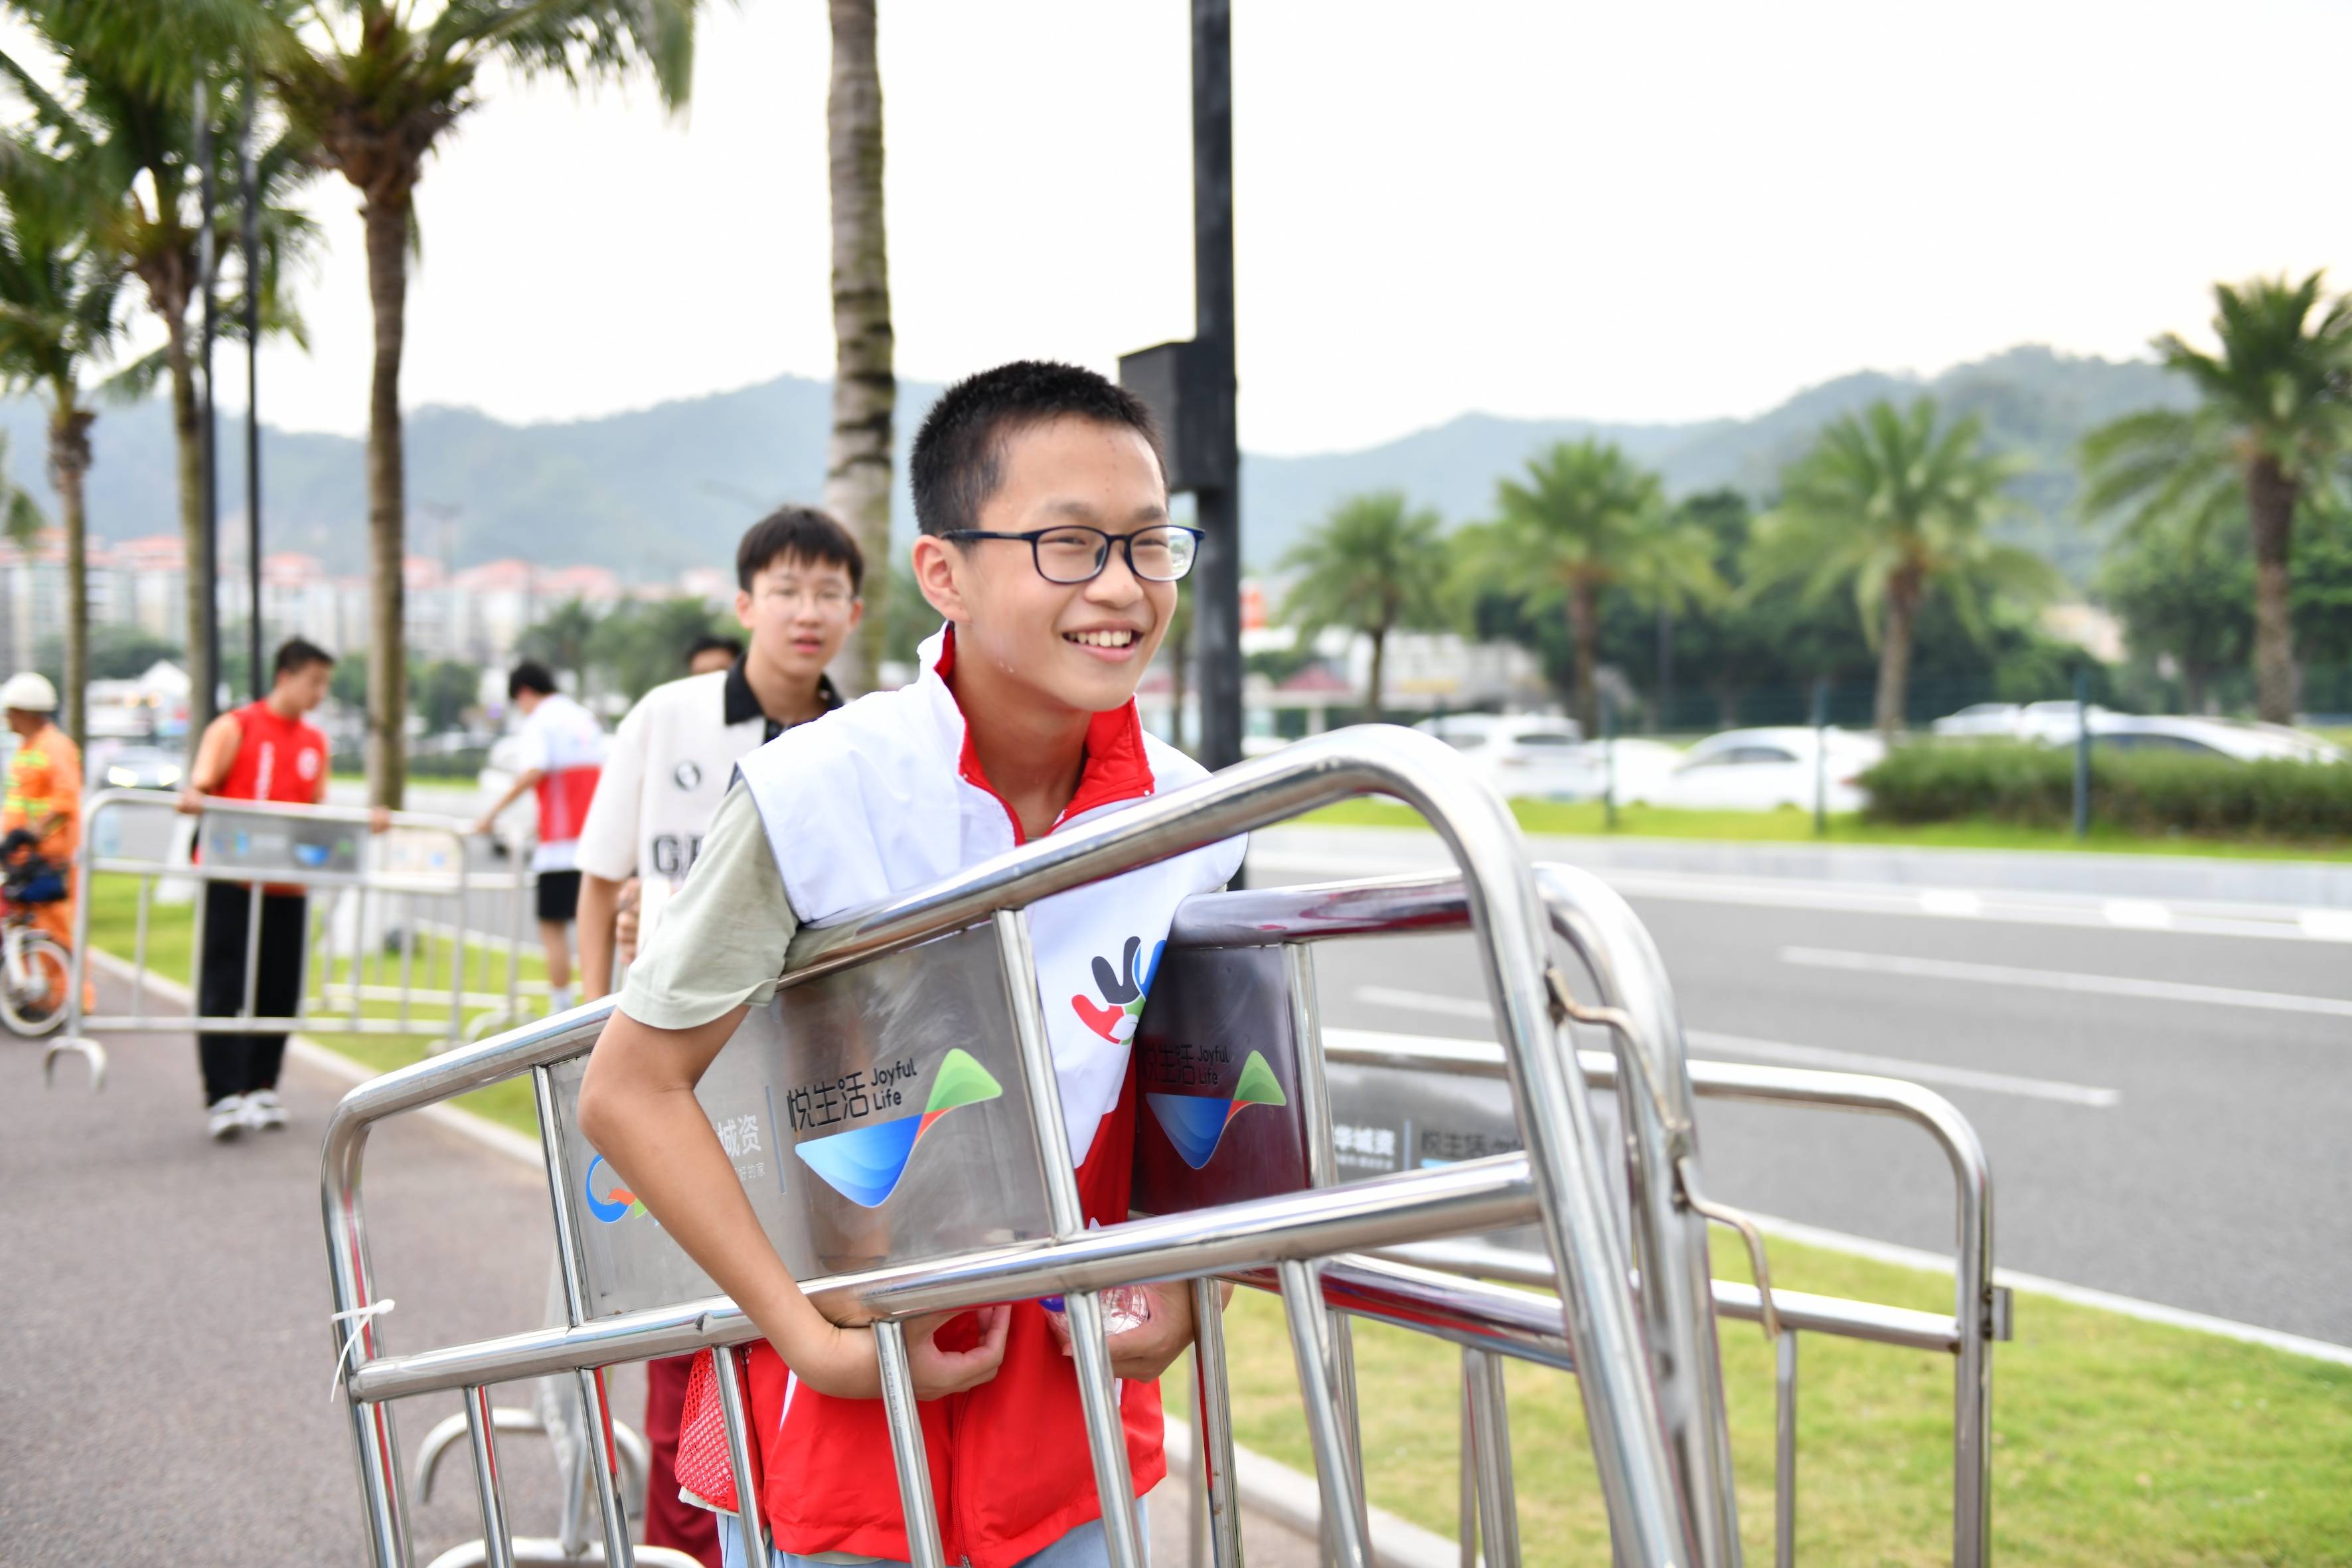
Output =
[
  {"x1": 508, "y1": 661, "x2": 557, "y2": 700},
  {"x1": 911, "y1": 360, "x2": 1164, "y2": 537},
  {"x1": 737, "y1": 505, "x2": 864, "y2": 594},
  {"x1": 685, "y1": 633, "x2": 744, "y2": 668},
  {"x1": 274, "y1": 637, "x2": 334, "y2": 676}
]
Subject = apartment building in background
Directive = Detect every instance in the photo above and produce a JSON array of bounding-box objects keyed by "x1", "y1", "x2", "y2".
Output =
[{"x1": 0, "y1": 530, "x2": 666, "y2": 677}]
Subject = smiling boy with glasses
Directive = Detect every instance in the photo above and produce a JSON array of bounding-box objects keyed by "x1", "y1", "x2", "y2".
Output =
[{"x1": 580, "y1": 360, "x2": 1243, "y2": 1568}]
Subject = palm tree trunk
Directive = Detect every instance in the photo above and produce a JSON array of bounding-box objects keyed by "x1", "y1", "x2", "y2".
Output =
[
  {"x1": 824, "y1": 0, "x2": 896, "y2": 694},
  {"x1": 362, "y1": 192, "x2": 411, "y2": 809},
  {"x1": 2244, "y1": 454, "x2": 2299, "y2": 724},
  {"x1": 165, "y1": 313, "x2": 214, "y2": 740},
  {"x1": 2181, "y1": 661, "x2": 2209, "y2": 716},
  {"x1": 1565, "y1": 580, "x2": 1599, "y2": 736},
  {"x1": 1366, "y1": 626, "x2": 1387, "y2": 722},
  {"x1": 48, "y1": 404, "x2": 94, "y2": 753},
  {"x1": 1873, "y1": 576, "x2": 1921, "y2": 738}
]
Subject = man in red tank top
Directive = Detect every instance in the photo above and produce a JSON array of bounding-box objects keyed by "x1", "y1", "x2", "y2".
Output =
[{"x1": 177, "y1": 639, "x2": 338, "y2": 1141}]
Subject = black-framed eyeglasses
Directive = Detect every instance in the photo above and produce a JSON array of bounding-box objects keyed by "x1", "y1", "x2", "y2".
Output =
[{"x1": 941, "y1": 524, "x2": 1203, "y2": 584}]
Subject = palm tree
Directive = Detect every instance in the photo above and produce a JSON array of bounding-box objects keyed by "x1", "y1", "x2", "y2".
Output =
[
  {"x1": 0, "y1": 11, "x2": 319, "y2": 742},
  {"x1": 1751, "y1": 398, "x2": 2058, "y2": 737},
  {"x1": 1470, "y1": 441, "x2": 1720, "y2": 736},
  {"x1": 0, "y1": 430, "x2": 48, "y2": 546},
  {"x1": 0, "y1": 146, "x2": 132, "y2": 751},
  {"x1": 189, "y1": 0, "x2": 701, "y2": 807},
  {"x1": 518, "y1": 597, "x2": 599, "y2": 696},
  {"x1": 2080, "y1": 274, "x2": 2352, "y2": 722},
  {"x1": 824, "y1": 0, "x2": 894, "y2": 692},
  {"x1": 1279, "y1": 491, "x2": 1448, "y2": 720}
]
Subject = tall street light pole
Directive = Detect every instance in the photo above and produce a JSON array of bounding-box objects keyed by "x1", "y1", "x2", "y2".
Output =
[
  {"x1": 193, "y1": 73, "x2": 221, "y2": 730},
  {"x1": 1121, "y1": 0, "x2": 1242, "y2": 773},
  {"x1": 1188, "y1": 0, "x2": 1241, "y2": 774},
  {"x1": 240, "y1": 70, "x2": 264, "y2": 700}
]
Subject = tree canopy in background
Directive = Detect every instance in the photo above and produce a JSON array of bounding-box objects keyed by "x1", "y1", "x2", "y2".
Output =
[
  {"x1": 1749, "y1": 398, "x2": 2059, "y2": 736},
  {"x1": 2080, "y1": 272, "x2": 2352, "y2": 722},
  {"x1": 1453, "y1": 438, "x2": 1721, "y2": 736},
  {"x1": 1279, "y1": 491, "x2": 1449, "y2": 719}
]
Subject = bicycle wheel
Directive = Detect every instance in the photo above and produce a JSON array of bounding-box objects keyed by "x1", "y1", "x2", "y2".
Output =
[{"x1": 0, "y1": 931, "x2": 73, "y2": 1036}]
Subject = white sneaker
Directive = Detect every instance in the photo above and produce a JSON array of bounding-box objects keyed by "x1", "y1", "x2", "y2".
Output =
[
  {"x1": 207, "y1": 1095, "x2": 247, "y2": 1141},
  {"x1": 242, "y1": 1089, "x2": 289, "y2": 1132}
]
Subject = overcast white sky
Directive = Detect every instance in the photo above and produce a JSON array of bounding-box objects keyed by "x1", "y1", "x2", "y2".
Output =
[{"x1": 163, "y1": 0, "x2": 2352, "y2": 452}]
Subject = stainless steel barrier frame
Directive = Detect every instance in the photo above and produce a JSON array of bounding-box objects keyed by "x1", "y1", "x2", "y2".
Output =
[
  {"x1": 1171, "y1": 863, "x2": 1744, "y2": 1565},
  {"x1": 1174, "y1": 864, "x2": 2000, "y2": 1567},
  {"x1": 1340, "y1": 1051, "x2": 2001, "y2": 1568},
  {"x1": 46, "y1": 789, "x2": 537, "y2": 1087},
  {"x1": 323, "y1": 728, "x2": 1713, "y2": 1568}
]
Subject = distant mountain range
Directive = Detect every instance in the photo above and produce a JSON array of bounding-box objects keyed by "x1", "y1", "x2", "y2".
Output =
[{"x1": 0, "y1": 344, "x2": 2190, "y2": 590}]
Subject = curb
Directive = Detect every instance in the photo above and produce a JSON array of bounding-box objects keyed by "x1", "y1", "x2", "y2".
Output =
[{"x1": 1162, "y1": 1418, "x2": 1460, "y2": 1568}]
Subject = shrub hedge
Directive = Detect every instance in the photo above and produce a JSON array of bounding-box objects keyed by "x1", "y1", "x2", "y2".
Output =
[{"x1": 1859, "y1": 741, "x2": 2352, "y2": 840}]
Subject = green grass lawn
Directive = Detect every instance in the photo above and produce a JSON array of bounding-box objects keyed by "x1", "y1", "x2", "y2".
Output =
[
  {"x1": 83, "y1": 872, "x2": 551, "y2": 1128},
  {"x1": 1301, "y1": 797, "x2": 2352, "y2": 861},
  {"x1": 1170, "y1": 1237, "x2": 2352, "y2": 1566},
  {"x1": 84, "y1": 880, "x2": 2352, "y2": 1562}
]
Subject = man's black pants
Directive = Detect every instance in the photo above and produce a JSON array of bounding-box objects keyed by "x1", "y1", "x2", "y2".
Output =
[{"x1": 197, "y1": 883, "x2": 309, "y2": 1106}]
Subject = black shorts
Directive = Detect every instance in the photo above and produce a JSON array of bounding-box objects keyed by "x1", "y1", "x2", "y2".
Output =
[{"x1": 536, "y1": 869, "x2": 582, "y2": 924}]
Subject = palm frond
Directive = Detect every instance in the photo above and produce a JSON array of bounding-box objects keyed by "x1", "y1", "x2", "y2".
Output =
[{"x1": 96, "y1": 343, "x2": 167, "y2": 402}]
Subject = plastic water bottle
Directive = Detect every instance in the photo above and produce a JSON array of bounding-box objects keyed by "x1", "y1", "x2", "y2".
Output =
[{"x1": 1039, "y1": 1286, "x2": 1154, "y2": 1353}]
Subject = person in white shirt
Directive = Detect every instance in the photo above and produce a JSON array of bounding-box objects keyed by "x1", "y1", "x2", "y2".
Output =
[
  {"x1": 568, "y1": 505, "x2": 862, "y2": 1565},
  {"x1": 574, "y1": 508, "x2": 864, "y2": 1000},
  {"x1": 471, "y1": 662, "x2": 607, "y2": 1012}
]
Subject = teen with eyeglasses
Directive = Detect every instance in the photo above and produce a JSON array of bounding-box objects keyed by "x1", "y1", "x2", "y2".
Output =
[{"x1": 580, "y1": 360, "x2": 1242, "y2": 1568}]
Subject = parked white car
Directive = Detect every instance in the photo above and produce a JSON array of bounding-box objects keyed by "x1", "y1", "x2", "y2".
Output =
[
  {"x1": 1553, "y1": 738, "x2": 1687, "y2": 804},
  {"x1": 1930, "y1": 702, "x2": 2025, "y2": 738},
  {"x1": 1414, "y1": 713, "x2": 1587, "y2": 799},
  {"x1": 1648, "y1": 726, "x2": 1887, "y2": 813},
  {"x1": 2069, "y1": 714, "x2": 2347, "y2": 763},
  {"x1": 2015, "y1": 700, "x2": 2121, "y2": 744}
]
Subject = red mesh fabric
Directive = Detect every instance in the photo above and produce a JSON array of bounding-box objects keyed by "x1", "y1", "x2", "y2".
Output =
[{"x1": 672, "y1": 1348, "x2": 759, "y2": 1524}]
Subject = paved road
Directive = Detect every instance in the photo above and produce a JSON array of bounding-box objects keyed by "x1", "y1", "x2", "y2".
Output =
[
  {"x1": 0, "y1": 974, "x2": 1312, "y2": 1567},
  {"x1": 1247, "y1": 827, "x2": 2352, "y2": 1345}
]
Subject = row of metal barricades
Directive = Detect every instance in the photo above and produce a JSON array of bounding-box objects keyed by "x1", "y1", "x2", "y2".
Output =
[
  {"x1": 43, "y1": 788, "x2": 556, "y2": 1088},
  {"x1": 317, "y1": 728, "x2": 2007, "y2": 1568}
]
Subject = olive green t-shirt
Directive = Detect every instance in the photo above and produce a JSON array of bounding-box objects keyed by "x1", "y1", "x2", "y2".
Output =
[{"x1": 617, "y1": 780, "x2": 797, "y2": 1030}]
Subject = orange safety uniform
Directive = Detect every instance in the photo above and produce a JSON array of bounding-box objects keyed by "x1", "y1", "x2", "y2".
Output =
[{"x1": 3, "y1": 720, "x2": 82, "y2": 960}]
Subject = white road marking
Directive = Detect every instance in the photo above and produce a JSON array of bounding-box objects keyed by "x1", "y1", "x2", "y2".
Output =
[
  {"x1": 1918, "y1": 888, "x2": 1984, "y2": 917},
  {"x1": 1348, "y1": 986, "x2": 2122, "y2": 1107},
  {"x1": 2102, "y1": 897, "x2": 2174, "y2": 929},
  {"x1": 1780, "y1": 945, "x2": 2352, "y2": 1019},
  {"x1": 2302, "y1": 908, "x2": 2352, "y2": 941}
]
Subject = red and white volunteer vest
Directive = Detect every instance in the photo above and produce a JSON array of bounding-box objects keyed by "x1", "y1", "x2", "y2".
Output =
[
  {"x1": 519, "y1": 692, "x2": 605, "y2": 873},
  {"x1": 687, "y1": 624, "x2": 1245, "y2": 1568}
]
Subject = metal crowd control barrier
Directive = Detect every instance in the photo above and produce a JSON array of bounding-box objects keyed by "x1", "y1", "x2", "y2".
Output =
[
  {"x1": 323, "y1": 729, "x2": 1724, "y2": 1568},
  {"x1": 46, "y1": 789, "x2": 545, "y2": 1088},
  {"x1": 1176, "y1": 864, "x2": 2002, "y2": 1568}
]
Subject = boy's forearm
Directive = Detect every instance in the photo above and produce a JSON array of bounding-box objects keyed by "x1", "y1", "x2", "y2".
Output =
[{"x1": 577, "y1": 874, "x2": 621, "y2": 998}]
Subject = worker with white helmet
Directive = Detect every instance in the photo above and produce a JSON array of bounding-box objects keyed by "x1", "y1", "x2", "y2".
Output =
[{"x1": 0, "y1": 672, "x2": 82, "y2": 998}]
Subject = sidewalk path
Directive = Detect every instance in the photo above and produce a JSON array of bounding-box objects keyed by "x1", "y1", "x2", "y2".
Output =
[{"x1": 0, "y1": 979, "x2": 1317, "y2": 1567}]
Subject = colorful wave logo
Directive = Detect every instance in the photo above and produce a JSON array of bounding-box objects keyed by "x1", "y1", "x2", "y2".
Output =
[
  {"x1": 1146, "y1": 1050, "x2": 1288, "y2": 1170},
  {"x1": 1072, "y1": 937, "x2": 1164, "y2": 1043},
  {"x1": 794, "y1": 1048, "x2": 1005, "y2": 1208},
  {"x1": 583, "y1": 1154, "x2": 646, "y2": 1224}
]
